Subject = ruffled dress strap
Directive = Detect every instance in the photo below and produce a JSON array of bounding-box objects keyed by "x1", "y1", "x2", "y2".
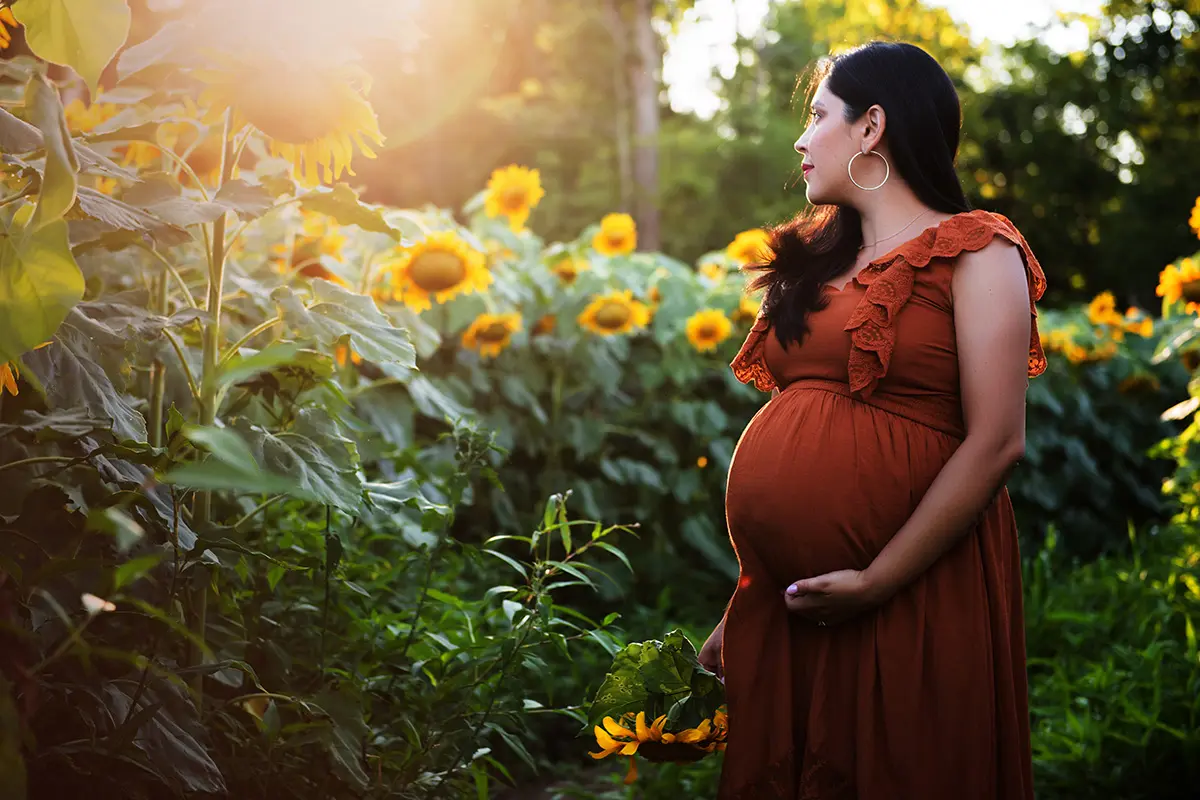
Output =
[
  {"x1": 844, "y1": 209, "x2": 1048, "y2": 397},
  {"x1": 730, "y1": 307, "x2": 778, "y2": 393}
]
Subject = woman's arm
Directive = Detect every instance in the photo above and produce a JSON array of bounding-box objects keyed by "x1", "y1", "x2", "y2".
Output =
[{"x1": 860, "y1": 238, "x2": 1032, "y2": 602}]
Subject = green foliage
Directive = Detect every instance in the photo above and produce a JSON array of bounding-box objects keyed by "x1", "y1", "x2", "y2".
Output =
[{"x1": 585, "y1": 630, "x2": 723, "y2": 732}]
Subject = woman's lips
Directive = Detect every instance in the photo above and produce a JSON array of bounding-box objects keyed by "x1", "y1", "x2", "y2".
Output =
[{"x1": 802, "y1": 164, "x2": 814, "y2": 178}]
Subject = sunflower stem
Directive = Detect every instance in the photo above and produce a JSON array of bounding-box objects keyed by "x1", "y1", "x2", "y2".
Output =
[
  {"x1": 148, "y1": 271, "x2": 168, "y2": 448},
  {"x1": 219, "y1": 315, "x2": 284, "y2": 368},
  {"x1": 190, "y1": 109, "x2": 235, "y2": 711},
  {"x1": 137, "y1": 243, "x2": 198, "y2": 309}
]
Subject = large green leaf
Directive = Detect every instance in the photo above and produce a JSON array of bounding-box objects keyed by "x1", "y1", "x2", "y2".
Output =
[
  {"x1": 73, "y1": 186, "x2": 190, "y2": 247},
  {"x1": 92, "y1": 677, "x2": 226, "y2": 794},
  {"x1": 242, "y1": 409, "x2": 363, "y2": 512},
  {"x1": 26, "y1": 72, "x2": 78, "y2": 230},
  {"x1": 298, "y1": 184, "x2": 401, "y2": 238},
  {"x1": 273, "y1": 281, "x2": 416, "y2": 369},
  {"x1": 0, "y1": 210, "x2": 84, "y2": 365},
  {"x1": 163, "y1": 425, "x2": 306, "y2": 500},
  {"x1": 22, "y1": 307, "x2": 146, "y2": 441},
  {"x1": 14, "y1": 0, "x2": 133, "y2": 97},
  {"x1": 311, "y1": 689, "x2": 370, "y2": 790}
]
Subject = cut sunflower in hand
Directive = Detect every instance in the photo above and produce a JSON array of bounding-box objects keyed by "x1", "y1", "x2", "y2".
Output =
[
  {"x1": 461, "y1": 312, "x2": 522, "y2": 358},
  {"x1": 578, "y1": 289, "x2": 650, "y2": 336},
  {"x1": 197, "y1": 54, "x2": 384, "y2": 187},
  {"x1": 584, "y1": 630, "x2": 727, "y2": 784},
  {"x1": 382, "y1": 230, "x2": 492, "y2": 313}
]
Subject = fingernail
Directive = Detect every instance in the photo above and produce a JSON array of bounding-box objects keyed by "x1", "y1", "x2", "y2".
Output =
[{"x1": 786, "y1": 584, "x2": 798, "y2": 595}]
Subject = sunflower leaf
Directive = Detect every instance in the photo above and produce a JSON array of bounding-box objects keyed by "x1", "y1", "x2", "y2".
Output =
[
  {"x1": 0, "y1": 106, "x2": 135, "y2": 178},
  {"x1": 214, "y1": 179, "x2": 273, "y2": 221},
  {"x1": 0, "y1": 209, "x2": 84, "y2": 364},
  {"x1": 273, "y1": 282, "x2": 416, "y2": 369},
  {"x1": 73, "y1": 186, "x2": 191, "y2": 246},
  {"x1": 26, "y1": 72, "x2": 79, "y2": 231},
  {"x1": 13, "y1": 0, "x2": 132, "y2": 98},
  {"x1": 298, "y1": 184, "x2": 401, "y2": 239}
]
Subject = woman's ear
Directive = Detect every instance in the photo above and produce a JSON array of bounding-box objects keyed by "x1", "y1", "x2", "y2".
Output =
[{"x1": 861, "y1": 104, "x2": 887, "y2": 152}]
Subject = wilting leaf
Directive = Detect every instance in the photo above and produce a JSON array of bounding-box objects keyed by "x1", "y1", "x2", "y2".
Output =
[
  {"x1": 14, "y1": 0, "x2": 133, "y2": 97},
  {"x1": 26, "y1": 73, "x2": 79, "y2": 230},
  {"x1": 298, "y1": 183, "x2": 400, "y2": 238},
  {"x1": 74, "y1": 186, "x2": 190, "y2": 247},
  {"x1": 274, "y1": 282, "x2": 416, "y2": 369},
  {"x1": 0, "y1": 408, "x2": 113, "y2": 441},
  {"x1": 0, "y1": 107, "x2": 134, "y2": 179},
  {"x1": 22, "y1": 308, "x2": 147, "y2": 442}
]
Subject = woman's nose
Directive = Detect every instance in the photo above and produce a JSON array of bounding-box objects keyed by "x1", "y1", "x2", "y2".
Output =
[{"x1": 794, "y1": 138, "x2": 805, "y2": 154}]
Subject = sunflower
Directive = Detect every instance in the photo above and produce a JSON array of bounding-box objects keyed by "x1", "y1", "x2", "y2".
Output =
[
  {"x1": 589, "y1": 709, "x2": 728, "y2": 784},
  {"x1": 0, "y1": 7, "x2": 18, "y2": 49},
  {"x1": 578, "y1": 289, "x2": 651, "y2": 336},
  {"x1": 1158, "y1": 257, "x2": 1200, "y2": 315},
  {"x1": 1123, "y1": 307, "x2": 1153, "y2": 338},
  {"x1": 1118, "y1": 373, "x2": 1162, "y2": 394},
  {"x1": 63, "y1": 99, "x2": 160, "y2": 170},
  {"x1": 686, "y1": 309, "x2": 733, "y2": 353},
  {"x1": 334, "y1": 341, "x2": 362, "y2": 367},
  {"x1": 461, "y1": 312, "x2": 522, "y2": 358},
  {"x1": 732, "y1": 294, "x2": 762, "y2": 324},
  {"x1": 272, "y1": 211, "x2": 347, "y2": 272},
  {"x1": 552, "y1": 257, "x2": 588, "y2": 285},
  {"x1": 384, "y1": 230, "x2": 492, "y2": 313},
  {"x1": 198, "y1": 58, "x2": 384, "y2": 187},
  {"x1": 484, "y1": 165, "x2": 545, "y2": 233},
  {"x1": 1190, "y1": 196, "x2": 1200, "y2": 239},
  {"x1": 1, "y1": 341, "x2": 52, "y2": 397},
  {"x1": 699, "y1": 261, "x2": 726, "y2": 282},
  {"x1": 532, "y1": 314, "x2": 557, "y2": 336},
  {"x1": 592, "y1": 213, "x2": 637, "y2": 256},
  {"x1": 726, "y1": 228, "x2": 773, "y2": 265}
]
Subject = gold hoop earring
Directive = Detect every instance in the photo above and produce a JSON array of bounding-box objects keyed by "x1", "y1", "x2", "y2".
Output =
[{"x1": 848, "y1": 151, "x2": 890, "y2": 191}]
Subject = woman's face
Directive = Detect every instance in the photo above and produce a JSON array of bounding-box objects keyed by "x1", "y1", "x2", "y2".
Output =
[{"x1": 794, "y1": 81, "x2": 875, "y2": 206}]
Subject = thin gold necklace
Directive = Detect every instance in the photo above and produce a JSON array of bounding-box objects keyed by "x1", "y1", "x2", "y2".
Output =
[{"x1": 858, "y1": 209, "x2": 933, "y2": 251}]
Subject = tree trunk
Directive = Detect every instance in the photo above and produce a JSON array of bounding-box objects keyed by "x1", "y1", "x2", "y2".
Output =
[
  {"x1": 604, "y1": 0, "x2": 634, "y2": 213},
  {"x1": 628, "y1": 0, "x2": 661, "y2": 251}
]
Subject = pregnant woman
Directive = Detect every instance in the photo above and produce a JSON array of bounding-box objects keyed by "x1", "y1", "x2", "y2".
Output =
[{"x1": 698, "y1": 42, "x2": 1045, "y2": 799}]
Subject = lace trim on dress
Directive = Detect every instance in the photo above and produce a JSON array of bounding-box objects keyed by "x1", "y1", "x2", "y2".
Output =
[
  {"x1": 729, "y1": 308, "x2": 778, "y2": 393},
  {"x1": 728, "y1": 210, "x2": 1048, "y2": 397},
  {"x1": 844, "y1": 209, "x2": 1047, "y2": 398}
]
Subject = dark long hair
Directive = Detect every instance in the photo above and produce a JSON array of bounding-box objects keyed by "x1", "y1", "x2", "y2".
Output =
[{"x1": 745, "y1": 42, "x2": 971, "y2": 349}]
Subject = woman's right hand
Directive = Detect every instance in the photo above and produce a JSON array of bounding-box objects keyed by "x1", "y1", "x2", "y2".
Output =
[{"x1": 698, "y1": 617, "x2": 725, "y2": 679}]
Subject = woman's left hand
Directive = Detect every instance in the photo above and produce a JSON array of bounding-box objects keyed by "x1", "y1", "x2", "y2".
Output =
[{"x1": 782, "y1": 569, "x2": 881, "y2": 626}]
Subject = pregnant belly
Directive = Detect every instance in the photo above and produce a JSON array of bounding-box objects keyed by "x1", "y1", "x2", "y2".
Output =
[{"x1": 725, "y1": 386, "x2": 960, "y2": 589}]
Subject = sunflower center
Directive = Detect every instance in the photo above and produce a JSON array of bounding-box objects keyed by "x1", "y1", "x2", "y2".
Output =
[
  {"x1": 233, "y1": 72, "x2": 346, "y2": 143},
  {"x1": 500, "y1": 187, "x2": 529, "y2": 213},
  {"x1": 478, "y1": 322, "x2": 511, "y2": 342},
  {"x1": 556, "y1": 265, "x2": 579, "y2": 284},
  {"x1": 409, "y1": 251, "x2": 468, "y2": 292},
  {"x1": 1182, "y1": 280, "x2": 1200, "y2": 304},
  {"x1": 697, "y1": 323, "x2": 718, "y2": 339},
  {"x1": 595, "y1": 302, "x2": 632, "y2": 330}
]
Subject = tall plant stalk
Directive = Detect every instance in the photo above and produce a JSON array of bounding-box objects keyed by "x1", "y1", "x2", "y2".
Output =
[
  {"x1": 189, "y1": 111, "x2": 236, "y2": 708},
  {"x1": 148, "y1": 272, "x2": 168, "y2": 449}
]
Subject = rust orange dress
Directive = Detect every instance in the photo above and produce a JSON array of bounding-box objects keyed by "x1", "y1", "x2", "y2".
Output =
[{"x1": 717, "y1": 210, "x2": 1046, "y2": 799}]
